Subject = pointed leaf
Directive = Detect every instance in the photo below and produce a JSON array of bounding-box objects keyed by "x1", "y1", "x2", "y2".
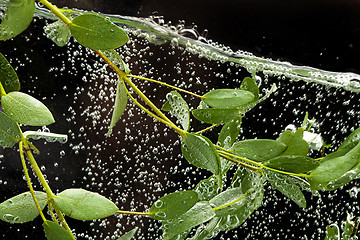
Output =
[
  {"x1": 263, "y1": 169, "x2": 306, "y2": 208},
  {"x1": 161, "y1": 101, "x2": 172, "y2": 111},
  {"x1": 107, "y1": 80, "x2": 127, "y2": 136},
  {"x1": 0, "y1": 0, "x2": 35, "y2": 41},
  {"x1": 218, "y1": 116, "x2": 242, "y2": 148},
  {"x1": 0, "y1": 52, "x2": 20, "y2": 92},
  {"x1": 44, "y1": 19, "x2": 71, "y2": 47},
  {"x1": 166, "y1": 91, "x2": 190, "y2": 131},
  {"x1": 232, "y1": 139, "x2": 287, "y2": 162},
  {"x1": 324, "y1": 225, "x2": 339, "y2": 240},
  {"x1": 192, "y1": 108, "x2": 240, "y2": 124},
  {"x1": 0, "y1": 191, "x2": 47, "y2": 223},
  {"x1": 69, "y1": 13, "x2": 129, "y2": 50},
  {"x1": 202, "y1": 89, "x2": 255, "y2": 109},
  {"x1": 338, "y1": 126, "x2": 360, "y2": 151},
  {"x1": 1, "y1": 92, "x2": 55, "y2": 126},
  {"x1": 181, "y1": 133, "x2": 221, "y2": 175},
  {"x1": 265, "y1": 156, "x2": 319, "y2": 173},
  {"x1": 278, "y1": 129, "x2": 309, "y2": 156},
  {"x1": 0, "y1": 111, "x2": 21, "y2": 148},
  {"x1": 43, "y1": 220, "x2": 74, "y2": 240},
  {"x1": 117, "y1": 227, "x2": 138, "y2": 240},
  {"x1": 53, "y1": 188, "x2": 118, "y2": 220},
  {"x1": 163, "y1": 201, "x2": 215, "y2": 239},
  {"x1": 149, "y1": 190, "x2": 198, "y2": 220},
  {"x1": 240, "y1": 77, "x2": 259, "y2": 99}
]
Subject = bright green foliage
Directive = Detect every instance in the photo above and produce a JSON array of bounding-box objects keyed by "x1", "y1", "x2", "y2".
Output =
[
  {"x1": 217, "y1": 116, "x2": 242, "y2": 148},
  {"x1": 210, "y1": 187, "x2": 248, "y2": 217},
  {"x1": 0, "y1": 111, "x2": 21, "y2": 148},
  {"x1": 202, "y1": 89, "x2": 254, "y2": 109},
  {"x1": 232, "y1": 139, "x2": 287, "y2": 162},
  {"x1": 0, "y1": 191, "x2": 47, "y2": 223},
  {"x1": 53, "y1": 188, "x2": 118, "y2": 220},
  {"x1": 181, "y1": 133, "x2": 221, "y2": 176},
  {"x1": 164, "y1": 91, "x2": 190, "y2": 131},
  {"x1": 163, "y1": 201, "x2": 215, "y2": 239},
  {"x1": 117, "y1": 227, "x2": 138, "y2": 240},
  {"x1": 265, "y1": 156, "x2": 319, "y2": 173},
  {"x1": 0, "y1": 0, "x2": 35, "y2": 41},
  {"x1": 44, "y1": 19, "x2": 71, "y2": 47},
  {"x1": 277, "y1": 129, "x2": 309, "y2": 156},
  {"x1": 43, "y1": 220, "x2": 74, "y2": 240},
  {"x1": 0, "y1": 52, "x2": 20, "y2": 93},
  {"x1": 69, "y1": 13, "x2": 129, "y2": 50},
  {"x1": 240, "y1": 77, "x2": 259, "y2": 99},
  {"x1": 192, "y1": 108, "x2": 240, "y2": 124},
  {"x1": 263, "y1": 169, "x2": 306, "y2": 208},
  {"x1": 1, "y1": 92, "x2": 55, "y2": 126},
  {"x1": 308, "y1": 142, "x2": 360, "y2": 190},
  {"x1": 149, "y1": 190, "x2": 199, "y2": 220},
  {"x1": 107, "y1": 79, "x2": 128, "y2": 136},
  {"x1": 338, "y1": 126, "x2": 360, "y2": 151}
]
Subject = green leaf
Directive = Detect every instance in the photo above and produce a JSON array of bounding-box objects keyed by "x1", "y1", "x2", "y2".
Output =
[
  {"x1": 218, "y1": 116, "x2": 242, "y2": 148},
  {"x1": 161, "y1": 101, "x2": 172, "y2": 111},
  {"x1": 324, "y1": 225, "x2": 339, "y2": 240},
  {"x1": 192, "y1": 108, "x2": 240, "y2": 124},
  {"x1": 188, "y1": 217, "x2": 223, "y2": 240},
  {"x1": 338, "y1": 126, "x2": 360, "y2": 151},
  {"x1": 107, "y1": 80, "x2": 128, "y2": 137},
  {"x1": 265, "y1": 156, "x2": 319, "y2": 173},
  {"x1": 263, "y1": 169, "x2": 306, "y2": 208},
  {"x1": 165, "y1": 91, "x2": 190, "y2": 131},
  {"x1": 308, "y1": 142, "x2": 360, "y2": 190},
  {"x1": 277, "y1": 129, "x2": 309, "y2": 156},
  {"x1": 117, "y1": 227, "x2": 138, "y2": 240},
  {"x1": 1, "y1": 92, "x2": 55, "y2": 126},
  {"x1": 0, "y1": 111, "x2": 21, "y2": 148},
  {"x1": 53, "y1": 188, "x2": 118, "y2": 220},
  {"x1": 0, "y1": 52, "x2": 20, "y2": 93},
  {"x1": 0, "y1": 0, "x2": 35, "y2": 41},
  {"x1": 342, "y1": 213, "x2": 357, "y2": 240},
  {"x1": 181, "y1": 133, "x2": 221, "y2": 176},
  {"x1": 0, "y1": 191, "x2": 47, "y2": 223},
  {"x1": 149, "y1": 190, "x2": 198, "y2": 220},
  {"x1": 232, "y1": 139, "x2": 287, "y2": 162},
  {"x1": 43, "y1": 220, "x2": 74, "y2": 240},
  {"x1": 240, "y1": 77, "x2": 259, "y2": 99},
  {"x1": 103, "y1": 49, "x2": 130, "y2": 74},
  {"x1": 69, "y1": 13, "x2": 129, "y2": 50},
  {"x1": 195, "y1": 177, "x2": 220, "y2": 201},
  {"x1": 163, "y1": 201, "x2": 215, "y2": 239},
  {"x1": 209, "y1": 187, "x2": 247, "y2": 217},
  {"x1": 44, "y1": 19, "x2": 71, "y2": 47},
  {"x1": 231, "y1": 167, "x2": 262, "y2": 193},
  {"x1": 202, "y1": 89, "x2": 255, "y2": 109},
  {"x1": 23, "y1": 131, "x2": 67, "y2": 144}
]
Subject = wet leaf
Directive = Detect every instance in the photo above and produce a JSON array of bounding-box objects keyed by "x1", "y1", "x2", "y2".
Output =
[
  {"x1": 103, "y1": 49, "x2": 130, "y2": 74},
  {"x1": 44, "y1": 19, "x2": 71, "y2": 47},
  {"x1": 1, "y1": 92, "x2": 55, "y2": 126},
  {"x1": 263, "y1": 169, "x2": 306, "y2": 208},
  {"x1": 277, "y1": 129, "x2": 309, "y2": 156},
  {"x1": 0, "y1": 52, "x2": 20, "y2": 93},
  {"x1": 181, "y1": 133, "x2": 221, "y2": 176},
  {"x1": 43, "y1": 220, "x2": 74, "y2": 240},
  {"x1": 265, "y1": 156, "x2": 319, "y2": 173},
  {"x1": 218, "y1": 116, "x2": 242, "y2": 148},
  {"x1": 188, "y1": 217, "x2": 223, "y2": 240},
  {"x1": 324, "y1": 225, "x2": 339, "y2": 240},
  {"x1": 0, "y1": 191, "x2": 47, "y2": 223},
  {"x1": 161, "y1": 101, "x2": 172, "y2": 111},
  {"x1": 149, "y1": 190, "x2": 198, "y2": 220},
  {"x1": 209, "y1": 187, "x2": 247, "y2": 217},
  {"x1": 195, "y1": 177, "x2": 220, "y2": 201},
  {"x1": 202, "y1": 89, "x2": 254, "y2": 109},
  {"x1": 232, "y1": 139, "x2": 287, "y2": 162},
  {"x1": 163, "y1": 201, "x2": 215, "y2": 239},
  {"x1": 192, "y1": 108, "x2": 240, "y2": 124},
  {"x1": 23, "y1": 131, "x2": 68, "y2": 144},
  {"x1": 240, "y1": 77, "x2": 259, "y2": 99},
  {"x1": 166, "y1": 91, "x2": 190, "y2": 131},
  {"x1": 308, "y1": 142, "x2": 360, "y2": 190},
  {"x1": 0, "y1": 0, "x2": 35, "y2": 41},
  {"x1": 53, "y1": 188, "x2": 118, "y2": 220},
  {"x1": 107, "y1": 80, "x2": 127, "y2": 137},
  {"x1": 69, "y1": 13, "x2": 129, "y2": 50},
  {"x1": 338, "y1": 126, "x2": 360, "y2": 151},
  {"x1": 0, "y1": 111, "x2": 21, "y2": 148},
  {"x1": 117, "y1": 227, "x2": 138, "y2": 240}
]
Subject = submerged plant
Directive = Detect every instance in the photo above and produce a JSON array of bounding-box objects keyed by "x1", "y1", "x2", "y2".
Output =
[{"x1": 0, "y1": 0, "x2": 360, "y2": 239}]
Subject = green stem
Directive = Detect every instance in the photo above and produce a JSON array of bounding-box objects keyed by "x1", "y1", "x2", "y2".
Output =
[
  {"x1": 38, "y1": 0, "x2": 72, "y2": 25},
  {"x1": 127, "y1": 74, "x2": 203, "y2": 98},
  {"x1": 52, "y1": 203, "x2": 74, "y2": 238},
  {"x1": 195, "y1": 124, "x2": 219, "y2": 135},
  {"x1": 212, "y1": 193, "x2": 248, "y2": 211},
  {"x1": 19, "y1": 141, "x2": 47, "y2": 222},
  {"x1": 117, "y1": 210, "x2": 150, "y2": 216}
]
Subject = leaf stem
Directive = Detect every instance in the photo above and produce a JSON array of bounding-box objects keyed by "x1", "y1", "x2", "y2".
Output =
[
  {"x1": 0, "y1": 81, "x2": 7, "y2": 97},
  {"x1": 38, "y1": 0, "x2": 72, "y2": 25},
  {"x1": 52, "y1": 203, "x2": 75, "y2": 238},
  {"x1": 195, "y1": 124, "x2": 219, "y2": 135},
  {"x1": 117, "y1": 210, "x2": 150, "y2": 216},
  {"x1": 127, "y1": 74, "x2": 203, "y2": 98},
  {"x1": 19, "y1": 141, "x2": 47, "y2": 222}
]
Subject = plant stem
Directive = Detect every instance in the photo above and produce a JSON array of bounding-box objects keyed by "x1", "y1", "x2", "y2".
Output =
[
  {"x1": 19, "y1": 141, "x2": 47, "y2": 222},
  {"x1": 38, "y1": 0, "x2": 72, "y2": 25},
  {"x1": 195, "y1": 124, "x2": 219, "y2": 134},
  {"x1": 212, "y1": 193, "x2": 248, "y2": 211},
  {"x1": 117, "y1": 210, "x2": 151, "y2": 216},
  {"x1": 127, "y1": 74, "x2": 203, "y2": 98},
  {"x1": 52, "y1": 204, "x2": 75, "y2": 238}
]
